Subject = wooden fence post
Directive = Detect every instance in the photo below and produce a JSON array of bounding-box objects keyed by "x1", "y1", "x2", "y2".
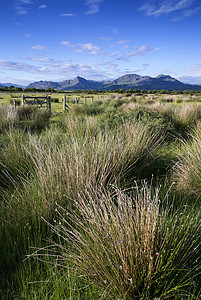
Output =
[
  {"x1": 48, "y1": 96, "x2": 51, "y2": 113},
  {"x1": 84, "y1": 97, "x2": 86, "y2": 105},
  {"x1": 22, "y1": 95, "x2": 24, "y2": 106},
  {"x1": 91, "y1": 96, "x2": 94, "y2": 104},
  {"x1": 63, "y1": 95, "x2": 66, "y2": 110}
]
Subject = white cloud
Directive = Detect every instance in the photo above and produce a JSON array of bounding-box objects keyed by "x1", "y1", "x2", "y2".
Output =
[
  {"x1": 84, "y1": 0, "x2": 104, "y2": 15},
  {"x1": 61, "y1": 41, "x2": 102, "y2": 55},
  {"x1": 30, "y1": 45, "x2": 45, "y2": 50},
  {"x1": 23, "y1": 57, "x2": 54, "y2": 62},
  {"x1": 182, "y1": 62, "x2": 201, "y2": 77},
  {"x1": 117, "y1": 40, "x2": 130, "y2": 45},
  {"x1": 0, "y1": 58, "x2": 151, "y2": 83},
  {"x1": 172, "y1": 6, "x2": 201, "y2": 20},
  {"x1": 126, "y1": 46, "x2": 151, "y2": 57},
  {"x1": 178, "y1": 76, "x2": 201, "y2": 84},
  {"x1": 0, "y1": 59, "x2": 113, "y2": 81},
  {"x1": 14, "y1": 0, "x2": 33, "y2": 15},
  {"x1": 0, "y1": 60, "x2": 42, "y2": 74},
  {"x1": 59, "y1": 13, "x2": 76, "y2": 17},
  {"x1": 115, "y1": 46, "x2": 151, "y2": 61},
  {"x1": 61, "y1": 41, "x2": 71, "y2": 46},
  {"x1": 38, "y1": 4, "x2": 47, "y2": 9},
  {"x1": 108, "y1": 51, "x2": 122, "y2": 57},
  {"x1": 140, "y1": 0, "x2": 196, "y2": 16}
]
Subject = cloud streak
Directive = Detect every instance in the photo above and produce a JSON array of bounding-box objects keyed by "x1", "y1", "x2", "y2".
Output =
[
  {"x1": 117, "y1": 46, "x2": 151, "y2": 61},
  {"x1": 61, "y1": 41, "x2": 102, "y2": 55},
  {"x1": 14, "y1": 0, "x2": 33, "y2": 15},
  {"x1": 140, "y1": 0, "x2": 197, "y2": 16},
  {"x1": 0, "y1": 59, "x2": 112, "y2": 81},
  {"x1": 59, "y1": 13, "x2": 76, "y2": 17},
  {"x1": 0, "y1": 60, "x2": 42, "y2": 74},
  {"x1": 38, "y1": 4, "x2": 47, "y2": 10},
  {"x1": 30, "y1": 45, "x2": 45, "y2": 50},
  {"x1": 84, "y1": 0, "x2": 104, "y2": 15}
]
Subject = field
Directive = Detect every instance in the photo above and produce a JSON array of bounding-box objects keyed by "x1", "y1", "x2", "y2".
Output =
[{"x1": 0, "y1": 91, "x2": 201, "y2": 299}]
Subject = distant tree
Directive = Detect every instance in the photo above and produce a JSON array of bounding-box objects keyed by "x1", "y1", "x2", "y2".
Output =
[{"x1": 45, "y1": 88, "x2": 55, "y2": 93}]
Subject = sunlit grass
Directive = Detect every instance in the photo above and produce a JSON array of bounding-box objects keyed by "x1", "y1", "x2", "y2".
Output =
[
  {"x1": 43, "y1": 183, "x2": 201, "y2": 299},
  {"x1": 0, "y1": 92, "x2": 201, "y2": 299}
]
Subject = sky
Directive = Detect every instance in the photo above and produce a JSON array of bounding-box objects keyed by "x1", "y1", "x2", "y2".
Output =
[{"x1": 1, "y1": 0, "x2": 201, "y2": 85}]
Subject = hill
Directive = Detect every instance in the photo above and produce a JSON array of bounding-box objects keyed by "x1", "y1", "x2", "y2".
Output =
[
  {"x1": 27, "y1": 74, "x2": 201, "y2": 91},
  {"x1": 0, "y1": 83, "x2": 24, "y2": 88}
]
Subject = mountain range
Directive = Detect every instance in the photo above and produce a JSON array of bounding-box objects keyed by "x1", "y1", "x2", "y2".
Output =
[
  {"x1": 0, "y1": 83, "x2": 24, "y2": 88},
  {"x1": 1, "y1": 74, "x2": 201, "y2": 91},
  {"x1": 26, "y1": 74, "x2": 201, "y2": 91}
]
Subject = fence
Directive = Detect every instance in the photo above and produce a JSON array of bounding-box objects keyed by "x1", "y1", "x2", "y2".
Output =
[
  {"x1": 21, "y1": 95, "x2": 51, "y2": 112},
  {"x1": 63, "y1": 95, "x2": 94, "y2": 110},
  {"x1": 13, "y1": 94, "x2": 105, "y2": 112}
]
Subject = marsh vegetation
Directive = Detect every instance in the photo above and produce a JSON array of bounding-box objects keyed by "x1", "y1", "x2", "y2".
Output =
[{"x1": 0, "y1": 91, "x2": 200, "y2": 299}]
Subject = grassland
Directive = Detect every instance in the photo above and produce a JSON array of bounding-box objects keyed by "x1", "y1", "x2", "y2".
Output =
[{"x1": 0, "y1": 91, "x2": 201, "y2": 299}]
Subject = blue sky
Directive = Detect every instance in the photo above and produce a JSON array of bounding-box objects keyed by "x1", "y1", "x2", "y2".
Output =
[{"x1": 1, "y1": 0, "x2": 201, "y2": 85}]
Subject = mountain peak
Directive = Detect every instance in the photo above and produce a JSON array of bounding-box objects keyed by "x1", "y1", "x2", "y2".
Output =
[
  {"x1": 155, "y1": 74, "x2": 177, "y2": 81},
  {"x1": 25, "y1": 73, "x2": 201, "y2": 91}
]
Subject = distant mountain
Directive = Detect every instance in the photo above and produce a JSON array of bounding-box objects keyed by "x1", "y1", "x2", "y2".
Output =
[
  {"x1": 26, "y1": 74, "x2": 201, "y2": 91},
  {"x1": 0, "y1": 83, "x2": 24, "y2": 88}
]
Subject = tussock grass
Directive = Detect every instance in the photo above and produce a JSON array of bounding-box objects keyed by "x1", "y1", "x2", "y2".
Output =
[
  {"x1": 0, "y1": 105, "x2": 18, "y2": 132},
  {"x1": 1, "y1": 94, "x2": 201, "y2": 299},
  {"x1": 146, "y1": 102, "x2": 201, "y2": 134},
  {"x1": 173, "y1": 123, "x2": 201, "y2": 197},
  {"x1": 44, "y1": 183, "x2": 201, "y2": 299},
  {"x1": 1, "y1": 119, "x2": 163, "y2": 224}
]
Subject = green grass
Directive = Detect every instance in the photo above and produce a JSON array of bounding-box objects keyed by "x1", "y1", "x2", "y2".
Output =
[
  {"x1": 0, "y1": 93, "x2": 200, "y2": 299},
  {"x1": 173, "y1": 122, "x2": 201, "y2": 197},
  {"x1": 45, "y1": 183, "x2": 200, "y2": 299}
]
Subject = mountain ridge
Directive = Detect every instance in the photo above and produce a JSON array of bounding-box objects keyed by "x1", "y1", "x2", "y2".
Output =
[
  {"x1": 8, "y1": 74, "x2": 201, "y2": 91},
  {"x1": 0, "y1": 83, "x2": 24, "y2": 88}
]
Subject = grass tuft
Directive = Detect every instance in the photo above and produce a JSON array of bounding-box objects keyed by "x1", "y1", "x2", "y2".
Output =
[{"x1": 43, "y1": 182, "x2": 201, "y2": 299}]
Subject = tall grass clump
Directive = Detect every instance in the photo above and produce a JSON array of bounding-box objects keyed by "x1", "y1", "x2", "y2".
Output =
[
  {"x1": 148, "y1": 102, "x2": 201, "y2": 134},
  {"x1": 17, "y1": 106, "x2": 51, "y2": 133},
  {"x1": 173, "y1": 123, "x2": 201, "y2": 197},
  {"x1": 1, "y1": 118, "x2": 163, "y2": 226},
  {"x1": 70, "y1": 103, "x2": 104, "y2": 117},
  {"x1": 172, "y1": 104, "x2": 201, "y2": 132},
  {"x1": 43, "y1": 183, "x2": 201, "y2": 299},
  {"x1": 0, "y1": 129, "x2": 34, "y2": 191},
  {"x1": 0, "y1": 105, "x2": 18, "y2": 132}
]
